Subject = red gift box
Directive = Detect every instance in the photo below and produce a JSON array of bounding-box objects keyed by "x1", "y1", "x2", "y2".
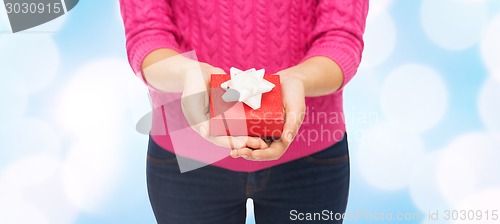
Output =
[{"x1": 209, "y1": 74, "x2": 284, "y2": 138}]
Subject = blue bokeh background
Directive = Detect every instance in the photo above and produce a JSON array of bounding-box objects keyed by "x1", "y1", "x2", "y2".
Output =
[{"x1": 1, "y1": 0, "x2": 500, "y2": 223}]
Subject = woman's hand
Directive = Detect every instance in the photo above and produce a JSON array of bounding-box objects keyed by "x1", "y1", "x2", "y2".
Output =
[
  {"x1": 232, "y1": 56, "x2": 344, "y2": 161},
  {"x1": 234, "y1": 73, "x2": 306, "y2": 161},
  {"x1": 181, "y1": 63, "x2": 270, "y2": 153},
  {"x1": 142, "y1": 49, "x2": 269, "y2": 155}
]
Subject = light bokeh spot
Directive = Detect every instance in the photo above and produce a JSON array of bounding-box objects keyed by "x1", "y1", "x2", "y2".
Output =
[
  {"x1": 421, "y1": 0, "x2": 488, "y2": 50},
  {"x1": 454, "y1": 188, "x2": 500, "y2": 224},
  {"x1": 61, "y1": 137, "x2": 122, "y2": 213},
  {"x1": 409, "y1": 151, "x2": 452, "y2": 212},
  {"x1": 0, "y1": 179, "x2": 50, "y2": 224},
  {"x1": 368, "y1": 0, "x2": 393, "y2": 17},
  {"x1": 0, "y1": 74, "x2": 28, "y2": 126},
  {"x1": 437, "y1": 133, "x2": 500, "y2": 207},
  {"x1": 380, "y1": 64, "x2": 448, "y2": 133},
  {"x1": 25, "y1": 169, "x2": 79, "y2": 224},
  {"x1": 126, "y1": 72, "x2": 152, "y2": 133},
  {"x1": 0, "y1": 118, "x2": 61, "y2": 164},
  {"x1": 0, "y1": 35, "x2": 60, "y2": 93},
  {"x1": 54, "y1": 59, "x2": 132, "y2": 135},
  {"x1": 478, "y1": 77, "x2": 500, "y2": 135},
  {"x1": 1, "y1": 155, "x2": 60, "y2": 188},
  {"x1": 359, "y1": 12, "x2": 396, "y2": 69},
  {"x1": 480, "y1": 14, "x2": 500, "y2": 72},
  {"x1": 56, "y1": 59, "x2": 131, "y2": 213},
  {"x1": 357, "y1": 123, "x2": 426, "y2": 190}
]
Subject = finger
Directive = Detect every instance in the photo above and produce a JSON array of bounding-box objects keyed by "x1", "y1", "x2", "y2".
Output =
[
  {"x1": 231, "y1": 138, "x2": 269, "y2": 159},
  {"x1": 282, "y1": 109, "x2": 300, "y2": 146},
  {"x1": 235, "y1": 147, "x2": 254, "y2": 159},
  {"x1": 230, "y1": 148, "x2": 239, "y2": 158},
  {"x1": 206, "y1": 135, "x2": 248, "y2": 149},
  {"x1": 181, "y1": 92, "x2": 210, "y2": 133},
  {"x1": 245, "y1": 137, "x2": 269, "y2": 149},
  {"x1": 250, "y1": 140, "x2": 287, "y2": 161},
  {"x1": 181, "y1": 68, "x2": 210, "y2": 131},
  {"x1": 281, "y1": 79, "x2": 305, "y2": 146},
  {"x1": 184, "y1": 67, "x2": 209, "y2": 94}
]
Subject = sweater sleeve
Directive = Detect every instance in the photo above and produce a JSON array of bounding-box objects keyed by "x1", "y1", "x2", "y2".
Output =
[
  {"x1": 119, "y1": 0, "x2": 180, "y2": 81},
  {"x1": 302, "y1": 0, "x2": 369, "y2": 90}
]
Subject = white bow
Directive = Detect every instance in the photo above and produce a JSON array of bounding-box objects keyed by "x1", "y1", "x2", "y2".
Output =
[{"x1": 220, "y1": 67, "x2": 275, "y2": 110}]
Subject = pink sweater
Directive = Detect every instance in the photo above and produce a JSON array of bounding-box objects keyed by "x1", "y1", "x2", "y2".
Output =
[{"x1": 120, "y1": 0, "x2": 368, "y2": 172}]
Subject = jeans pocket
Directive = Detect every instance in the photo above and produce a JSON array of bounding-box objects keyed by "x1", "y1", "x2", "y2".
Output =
[
  {"x1": 147, "y1": 136, "x2": 178, "y2": 165},
  {"x1": 303, "y1": 134, "x2": 349, "y2": 165}
]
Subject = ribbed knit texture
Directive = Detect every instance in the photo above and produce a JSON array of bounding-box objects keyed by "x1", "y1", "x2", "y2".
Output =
[{"x1": 120, "y1": 0, "x2": 368, "y2": 172}]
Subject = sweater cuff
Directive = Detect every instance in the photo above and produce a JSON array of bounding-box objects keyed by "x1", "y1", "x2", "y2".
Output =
[
  {"x1": 128, "y1": 33, "x2": 180, "y2": 83},
  {"x1": 302, "y1": 44, "x2": 360, "y2": 91}
]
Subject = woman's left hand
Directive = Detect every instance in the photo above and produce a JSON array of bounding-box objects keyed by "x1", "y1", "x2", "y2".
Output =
[{"x1": 234, "y1": 73, "x2": 306, "y2": 161}]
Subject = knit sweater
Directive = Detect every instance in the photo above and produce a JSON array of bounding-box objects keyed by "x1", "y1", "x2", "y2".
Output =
[{"x1": 120, "y1": 0, "x2": 368, "y2": 172}]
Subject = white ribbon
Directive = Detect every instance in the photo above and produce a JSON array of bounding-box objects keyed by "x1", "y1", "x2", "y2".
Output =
[{"x1": 220, "y1": 67, "x2": 275, "y2": 110}]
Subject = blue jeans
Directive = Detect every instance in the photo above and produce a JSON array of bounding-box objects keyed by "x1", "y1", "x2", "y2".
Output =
[{"x1": 146, "y1": 134, "x2": 350, "y2": 224}]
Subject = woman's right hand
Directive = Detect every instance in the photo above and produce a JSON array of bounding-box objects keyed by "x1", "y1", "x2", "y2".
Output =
[
  {"x1": 181, "y1": 63, "x2": 269, "y2": 155},
  {"x1": 142, "y1": 50, "x2": 269, "y2": 155}
]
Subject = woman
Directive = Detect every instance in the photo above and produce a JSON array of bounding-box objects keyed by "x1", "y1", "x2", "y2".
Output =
[{"x1": 120, "y1": 0, "x2": 368, "y2": 223}]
